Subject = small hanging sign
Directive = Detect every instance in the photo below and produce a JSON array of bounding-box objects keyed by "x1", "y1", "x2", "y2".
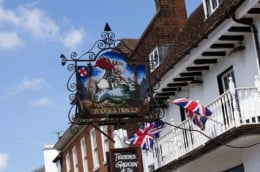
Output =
[{"x1": 109, "y1": 147, "x2": 143, "y2": 172}]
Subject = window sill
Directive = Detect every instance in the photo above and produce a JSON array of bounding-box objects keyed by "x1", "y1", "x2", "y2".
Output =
[{"x1": 92, "y1": 166, "x2": 100, "y2": 172}]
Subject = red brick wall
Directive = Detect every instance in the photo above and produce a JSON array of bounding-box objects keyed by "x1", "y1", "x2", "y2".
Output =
[
  {"x1": 61, "y1": 125, "x2": 114, "y2": 172},
  {"x1": 131, "y1": 0, "x2": 187, "y2": 63}
]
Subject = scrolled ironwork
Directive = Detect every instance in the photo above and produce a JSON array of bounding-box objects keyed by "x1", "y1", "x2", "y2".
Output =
[
  {"x1": 67, "y1": 104, "x2": 76, "y2": 123},
  {"x1": 70, "y1": 124, "x2": 79, "y2": 134},
  {"x1": 66, "y1": 68, "x2": 76, "y2": 92},
  {"x1": 69, "y1": 93, "x2": 76, "y2": 103},
  {"x1": 60, "y1": 23, "x2": 167, "y2": 131},
  {"x1": 70, "y1": 52, "x2": 78, "y2": 60},
  {"x1": 100, "y1": 30, "x2": 115, "y2": 47}
]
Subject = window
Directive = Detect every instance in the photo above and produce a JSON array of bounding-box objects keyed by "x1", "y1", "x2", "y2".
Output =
[
  {"x1": 203, "y1": 0, "x2": 223, "y2": 17},
  {"x1": 65, "y1": 153, "x2": 71, "y2": 172},
  {"x1": 149, "y1": 47, "x2": 159, "y2": 72},
  {"x1": 217, "y1": 66, "x2": 236, "y2": 94},
  {"x1": 101, "y1": 126, "x2": 109, "y2": 163},
  {"x1": 149, "y1": 45, "x2": 170, "y2": 72},
  {"x1": 72, "y1": 146, "x2": 78, "y2": 172},
  {"x1": 217, "y1": 66, "x2": 236, "y2": 127},
  {"x1": 90, "y1": 128, "x2": 99, "y2": 169},
  {"x1": 80, "y1": 138, "x2": 89, "y2": 172}
]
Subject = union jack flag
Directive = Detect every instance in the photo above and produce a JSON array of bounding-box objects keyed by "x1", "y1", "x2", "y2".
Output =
[
  {"x1": 126, "y1": 121, "x2": 166, "y2": 151},
  {"x1": 173, "y1": 98, "x2": 212, "y2": 130}
]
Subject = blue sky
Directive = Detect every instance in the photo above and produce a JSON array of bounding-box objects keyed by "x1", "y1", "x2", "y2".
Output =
[{"x1": 0, "y1": 0, "x2": 201, "y2": 171}]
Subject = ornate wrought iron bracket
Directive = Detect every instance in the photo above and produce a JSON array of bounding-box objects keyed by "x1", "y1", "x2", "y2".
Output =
[{"x1": 60, "y1": 23, "x2": 166, "y2": 136}]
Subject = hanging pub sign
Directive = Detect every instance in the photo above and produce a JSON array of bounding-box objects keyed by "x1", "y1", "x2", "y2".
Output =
[
  {"x1": 109, "y1": 147, "x2": 143, "y2": 172},
  {"x1": 77, "y1": 51, "x2": 148, "y2": 119}
]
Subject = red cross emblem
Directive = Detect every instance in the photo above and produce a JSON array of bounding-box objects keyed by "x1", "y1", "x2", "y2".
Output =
[{"x1": 78, "y1": 67, "x2": 87, "y2": 77}]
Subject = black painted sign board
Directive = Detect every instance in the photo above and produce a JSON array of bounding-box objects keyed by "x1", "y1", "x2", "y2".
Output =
[{"x1": 109, "y1": 147, "x2": 143, "y2": 172}]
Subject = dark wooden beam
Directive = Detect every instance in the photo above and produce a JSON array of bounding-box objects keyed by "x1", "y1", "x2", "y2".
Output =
[
  {"x1": 156, "y1": 92, "x2": 175, "y2": 96},
  {"x1": 237, "y1": 18, "x2": 253, "y2": 24},
  {"x1": 190, "y1": 80, "x2": 203, "y2": 84},
  {"x1": 173, "y1": 77, "x2": 194, "y2": 82},
  {"x1": 162, "y1": 87, "x2": 178, "y2": 92},
  {"x1": 228, "y1": 26, "x2": 251, "y2": 32},
  {"x1": 194, "y1": 59, "x2": 217, "y2": 64},
  {"x1": 154, "y1": 96, "x2": 169, "y2": 101},
  {"x1": 248, "y1": 8, "x2": 260, "y2": 14},
  {"x1": 210, "y1": 43, "x2": 235, "y2": 49},
  {"x1": 219, "y1": 35, "x2": 244, "y2": 41},
  {"x1": 186, "y1": 66, "x2": 210, "y2": 71},
  {"x1": 150, "y1": 104, "x2": 168, "y2": 109},
  {"x1": 167, "y1": 82, "x2": 188, "y2": 87},
  {"x1": 202, "y1": 51, "x2": 226, "y2": 56},
  {"x1": 180, "y1": 72, "x2": 202, "y2": 77}
]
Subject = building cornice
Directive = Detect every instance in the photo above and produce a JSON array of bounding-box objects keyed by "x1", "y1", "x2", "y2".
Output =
[{"x1": 54, "y1": 125, "x2": 85, "y2": 151}]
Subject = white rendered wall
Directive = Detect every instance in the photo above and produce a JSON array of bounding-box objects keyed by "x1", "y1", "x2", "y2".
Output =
[
  {"x1": 43, "y1": 145, "x2": 59, "y2": 172},
  {"x1": 175, "y1": 141, "x2": 260, "y2": 172},
  {"x1": 243, "y1": 144, "x2": 260, "y2": 172},
  {"x1": 142, "y1": 151, "x2": 154, "y2": 172}
]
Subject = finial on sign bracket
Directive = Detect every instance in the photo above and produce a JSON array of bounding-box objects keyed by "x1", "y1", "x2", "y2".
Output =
[{"x1": 104, "y1": 22, "x2": 112, "y2": 32}]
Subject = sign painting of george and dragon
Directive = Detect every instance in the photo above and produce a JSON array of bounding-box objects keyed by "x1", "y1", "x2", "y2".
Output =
[{"x1": 77, "y1": 51, "x2": 148, "y2": 119}]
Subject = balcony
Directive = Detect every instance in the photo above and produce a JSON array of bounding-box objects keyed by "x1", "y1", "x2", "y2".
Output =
[{"x1": 154, "y1": 77, "x2": 260, "y2": 169}]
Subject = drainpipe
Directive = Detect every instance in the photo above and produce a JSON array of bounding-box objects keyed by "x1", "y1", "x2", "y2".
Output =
[{"x1": 231, "y1": 14, "x2": 260, "y2": 76}]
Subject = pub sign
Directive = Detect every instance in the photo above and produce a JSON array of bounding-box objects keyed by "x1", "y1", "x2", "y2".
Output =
[{"x1": 77, "y1": 51, "x2": 148, "y2": 119}]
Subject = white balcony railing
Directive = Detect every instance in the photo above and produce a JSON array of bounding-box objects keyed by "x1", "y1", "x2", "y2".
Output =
[{"x1": 154, "y1": 77, "x2": 260, "y2": 168}]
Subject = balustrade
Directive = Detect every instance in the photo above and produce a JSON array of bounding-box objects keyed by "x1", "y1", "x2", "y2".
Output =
[{"x1": 155, "y1": 82, "x2": 260, "y2": 167}]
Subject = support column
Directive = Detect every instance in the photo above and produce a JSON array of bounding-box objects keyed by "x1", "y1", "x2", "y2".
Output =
[{"x1": 229, "y1": 77, "x2": 241, "y2": 126}]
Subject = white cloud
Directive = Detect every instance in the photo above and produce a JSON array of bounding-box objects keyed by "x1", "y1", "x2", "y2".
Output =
[
  {"x1": 0, "y1": 6, "x2": 20, "y2": 25},
  {"x1": 0, "y1": 1, "x2": 85, "y2": 49},
  {"x1": 0, "y1": 153, "x2": 8, "y2": 170},
  {"x1": 10, "y1": 77, "x2": 48, "y2": 95},
  {"x1": 0, "y1": 32, "x2": 23, "y2": 49},
  {"x1": 62, "y1": 29, "x2": 84, "y2": 49},
  {"x1": 31, "y1": 97, "x2": 53, "y2": 106},
  {"x1": 18, "y1": 7, "x2": 59, "y2": 39}
]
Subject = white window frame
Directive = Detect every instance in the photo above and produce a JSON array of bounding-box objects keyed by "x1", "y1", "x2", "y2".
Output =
[
  {"x1": 65, "y1": 153, "x2": 71, "y2": 172},
  {"x1": 90, "y1": 128, "x2": 99, "y2": 170},
  {"x1": 203, "y1": 0, "x2": 223, "y2": 18},
  {"x1": 72, "y1": 146, "x2": 79, "y2": 172},
  {"x1": 149, "y1": 47, "x2": 160, "y2": 72},
  {"x1": 80, "y1": 137, "x2": 89, "y2": 172},
  {"x1": 100, "y1": 126, "x2": 109, "y2": 164}
]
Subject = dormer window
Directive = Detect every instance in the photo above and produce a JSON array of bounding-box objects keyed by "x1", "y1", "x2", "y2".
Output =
[
  {"x1": 149, "y1": 45, "x2": 170, "y2": 72},
  {"x1": 149, "y1": 47, "x2": 159, "y2": 72},
  {"x1": 203, "y1": 0, "x2": 223, "y2": 18}
]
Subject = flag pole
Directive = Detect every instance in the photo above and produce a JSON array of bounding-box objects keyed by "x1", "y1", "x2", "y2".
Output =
[{"x1": 205, "y1": 116, "x2": 223, "y2": 125}]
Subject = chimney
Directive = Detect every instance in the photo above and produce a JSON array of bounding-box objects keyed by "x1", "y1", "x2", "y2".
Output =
[
  {"x1": 154, "y1": 0, "x2": 187, "y2": 18},
  {"x1": 154, "y1": 0, "x2": 168, "y2": 10},
  {"x1": 154, "y1": 0, "x2": 187, "y2": 33}
]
